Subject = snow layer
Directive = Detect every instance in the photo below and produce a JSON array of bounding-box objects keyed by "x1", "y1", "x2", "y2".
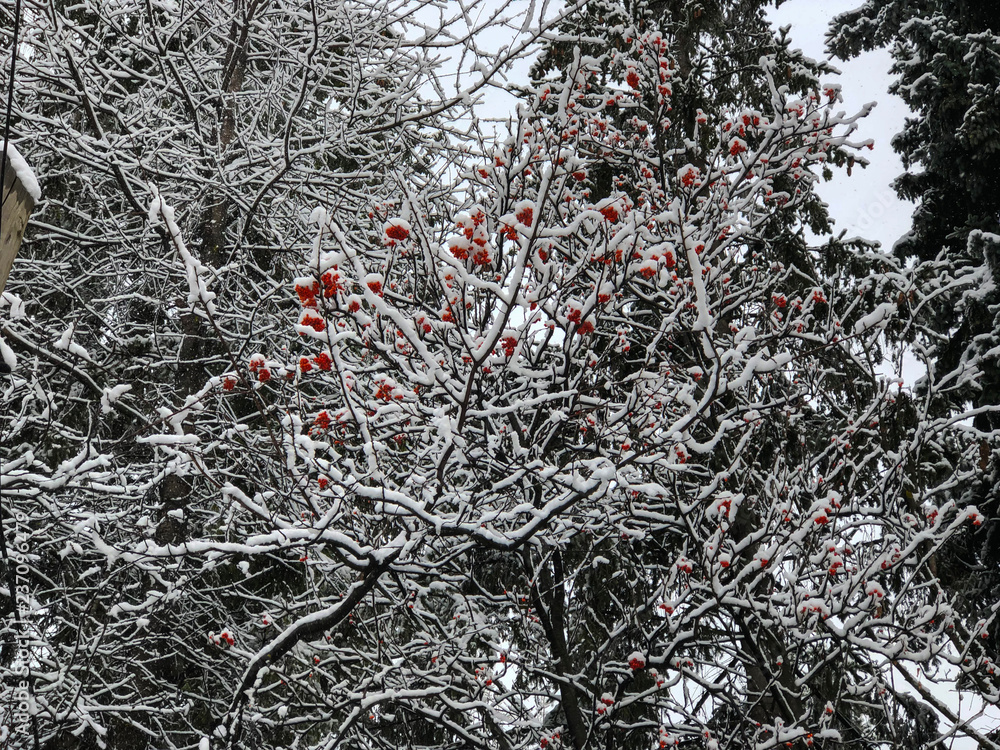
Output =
[{"x1": 2, "y1": 141, "x2": 41, "y2": 202}]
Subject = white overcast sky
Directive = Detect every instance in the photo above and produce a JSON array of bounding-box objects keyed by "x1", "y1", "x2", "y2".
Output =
[
  {"x1": 769, "y1": 0, "x2": 913, "y2": 254},
  {"x1": 767, "y1": 2, "x2": 928, "y2": 383}
]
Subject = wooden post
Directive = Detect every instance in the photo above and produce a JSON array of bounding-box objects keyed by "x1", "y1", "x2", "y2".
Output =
[{"x1": 1, "y1": 157, "x2": 36, "y2": 295}]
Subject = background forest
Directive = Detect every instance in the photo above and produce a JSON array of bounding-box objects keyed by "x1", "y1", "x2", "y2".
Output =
[{"x1": 2, "y1": 0, "x2": 1000, "y2": 748}]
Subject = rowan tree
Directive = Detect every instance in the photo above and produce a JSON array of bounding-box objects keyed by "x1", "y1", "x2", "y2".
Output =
[{"x1": 524, "y1": 4, "x2": 928, "y2": 742}]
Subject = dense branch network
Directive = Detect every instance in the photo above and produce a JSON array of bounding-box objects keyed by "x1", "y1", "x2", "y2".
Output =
[{"x1": 0, "y1": 1, "x2": 997, "y2": 749}]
